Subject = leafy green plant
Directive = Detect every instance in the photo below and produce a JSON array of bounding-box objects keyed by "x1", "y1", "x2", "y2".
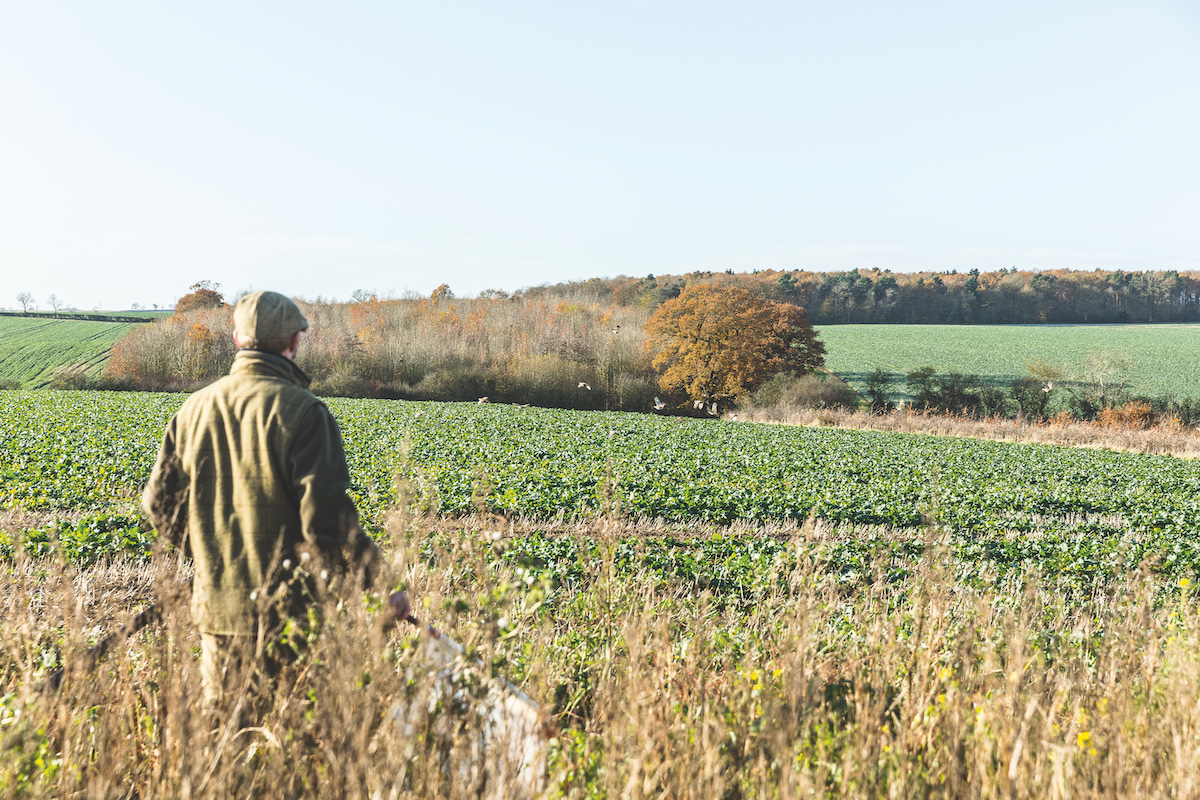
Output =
[{"x1": 5, "y1": 391, "x2": 1200, "y2": 583}]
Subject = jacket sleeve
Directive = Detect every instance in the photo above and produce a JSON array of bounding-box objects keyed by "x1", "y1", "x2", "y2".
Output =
[
  {"x1": 141, "y1": 417, "x2": 191, "y2": 555},
  {"x1": 289, "y1": 402, "x2": 383, "y2": 588}
]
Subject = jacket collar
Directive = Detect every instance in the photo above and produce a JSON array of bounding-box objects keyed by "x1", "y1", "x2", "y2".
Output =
[{"x1": 229, "y1": 349, "x2": 313, "y2": 389}]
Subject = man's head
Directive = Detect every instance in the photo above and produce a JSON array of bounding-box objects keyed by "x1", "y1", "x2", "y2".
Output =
[{"x1": 232, "y1": 291, "x2": 309, "y2": 359}]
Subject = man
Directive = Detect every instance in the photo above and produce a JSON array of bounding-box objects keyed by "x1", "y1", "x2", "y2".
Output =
[{"x1": 143, "y1": 290, "x2": 410, "y2": 706}]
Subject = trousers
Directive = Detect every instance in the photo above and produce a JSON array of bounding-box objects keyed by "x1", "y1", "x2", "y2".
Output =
[{"x1": 199, "y1": 632, "x2": 302, "y2": 710}]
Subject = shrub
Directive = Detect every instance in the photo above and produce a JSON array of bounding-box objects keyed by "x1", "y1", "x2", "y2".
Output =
[
  {"x1": 105, "y1": 307, "x2": 236, "y2": 390},
  {"x1": 608, "y1": 373, "x2": 659, "y2": 414},
  {"x1": 746, "y1": 373, "x2": 860, "y2": 413},
  {"x1": 1048, "y1": 410, "x2": 1075, "y2": 427},
  {"x1": 1167, "y1": 397, "x2": 1200, "y2": 426},
  {"x1": 864, "y1": 368, "x2": 893, "y2": 413},
  {"x1": 790, "y1": 374, "x2": 861, "y2": 409},
  {"x1": 414, "y1": 365, "x2": 495, "y2": 403},
  {"x1": 47, "y1": 367, "x2": 93, "y2": 390},
  {"x1": 1096, "y1": 401, "x2": 1155, "y2": 430},
  {"x1": 310, "y1": 373, "x2": 412, "y2": 400},
  {"x1": 1010, "y1": 377, "x2": 1051, "y2": 419}
]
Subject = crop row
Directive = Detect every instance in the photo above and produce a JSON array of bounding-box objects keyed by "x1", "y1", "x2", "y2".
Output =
[{"x1": 0, "y1": 318, "x2": 140, "y2": 388}]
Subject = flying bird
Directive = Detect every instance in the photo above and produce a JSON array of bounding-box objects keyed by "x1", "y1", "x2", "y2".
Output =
[
  {"x1": 578, "y1": 382, "x2": 591, "y2": 390},
  {"x1": 477, "y1": 396, "x2": 489, "y2": 404},
  {"x1": 708, "y1": 403, "x2": 718, "y2": 416},
  {"x1": 693, "y1": 400, "x2": 705, "y2": 410},
  {"x1": 653, "y1": 397, "x2": 666, "y2": 411}
]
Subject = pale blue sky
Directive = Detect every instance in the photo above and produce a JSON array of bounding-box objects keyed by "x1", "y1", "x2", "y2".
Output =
[{"x1": 2, "y1": 2, "x2": 1198, "y2": 309}]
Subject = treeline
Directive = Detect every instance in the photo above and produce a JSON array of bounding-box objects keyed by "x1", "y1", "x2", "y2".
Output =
[
  {"x1": 104, "y1": 291, "x2": 660, "y2": 411},
  {"x1": 527, "y1": 267, "x2": 1200, "y2": 324},
  {"x1": 93, "y1": 268, "x2": 1200, "y2": 411}
]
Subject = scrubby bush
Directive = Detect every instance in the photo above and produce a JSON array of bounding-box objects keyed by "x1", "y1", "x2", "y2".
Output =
[
  {"x1": 1010, "y1": 376, "x2": 1052, "y2": 419},
  {"x1": 105, "y1": 306, "x2": 236, "y2": 391},
  {"x1": 1096, "y1": 400, "x2": 1155, "y2": 430},
  {"x1": 864, "y1": 367, "x2": 893, "y2": 413},
  {"x1": 746, "y1": 372, "x2": 860, "y2": 414},
  {"x1": 45, "y1": 368, "x2": 133, "y2": 392},
  {"x1": 47, "y1": 368, "x2": 93, "y2": 390},
  {"x1": 906, "y1": 367, "x2": 987, "y2": 415}
]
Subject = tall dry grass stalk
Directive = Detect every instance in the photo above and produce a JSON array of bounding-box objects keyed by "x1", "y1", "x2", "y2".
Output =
[{"x1": 3, "y1": 511, "x2": 1198, "y2": 798}]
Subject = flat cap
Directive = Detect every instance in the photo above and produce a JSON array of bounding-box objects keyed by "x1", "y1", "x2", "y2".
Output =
[{"x1": 233, "y1": 291, "x2": 309, "y2": 341}]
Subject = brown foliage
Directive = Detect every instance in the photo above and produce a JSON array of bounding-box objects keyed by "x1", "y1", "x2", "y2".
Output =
[
  {"x1": 1096, "y1": 400, "x2": 1155, "y2": 430},
  {"x1": 645, "y1": 283, "x2": 825, "y2": 405},
  {"x1": 105, "y1": 307, "x2": 236, "y2": 391},
  {"x1": 348, "y1": 294, "x2": 387, "y2": 345},
  {"x1": 174, "y1": 281, "x2": 225, "y2": 315}
]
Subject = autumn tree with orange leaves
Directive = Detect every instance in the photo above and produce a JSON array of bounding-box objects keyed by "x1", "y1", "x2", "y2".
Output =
[
  {"x1": 174, "y1": 281, "x2": 225, "y2": 314},
  {"x1": 645, "y1": 284, "x2": 825, "y2": 407}
]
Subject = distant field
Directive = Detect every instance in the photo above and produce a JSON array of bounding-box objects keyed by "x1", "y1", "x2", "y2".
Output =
[
  {"x1": 0, "y1": 317, "x2": 141, "y2": 388},
  {"x1": 819, "y1": 323, "x2": 1200, "y2": 400},
  {"x1": 0, "y1": 310, "x2": 168, "y2": 322},
  {"x1": 99, "y1": 310, "x2": 171, "y2": 319}
]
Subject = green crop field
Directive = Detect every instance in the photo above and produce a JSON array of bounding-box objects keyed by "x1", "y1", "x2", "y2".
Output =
[
  {"x1": 5, "y1": 390, "x2": 1200, "y2": 796},
  {"x1": 819, "y1": 323, "x2": 1200, "y2": 400},
  {"x1": 99, "y1": 310, "x2": 171, "y2": 319},
  {"x1": 0, "y1": 316, "x2": 141, "y2": 388},
  {"x1": 2, "y1": 390, "x2": 1198, "y2": 582}
]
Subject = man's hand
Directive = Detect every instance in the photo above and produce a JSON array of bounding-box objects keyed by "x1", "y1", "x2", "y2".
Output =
[
  {"x1": 388, "y1": 591, "x2": 414, "y2": 625},
  {"x1": 385, "y1": 590, "x2": 438, "y2": 637}
]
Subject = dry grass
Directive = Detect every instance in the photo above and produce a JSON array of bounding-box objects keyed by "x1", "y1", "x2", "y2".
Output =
[
  {"x1": 742, "y1": 406, "x2": 1200, "y2": 459},
  {"x1": 103, "y1": 292, "x2": 661, "y2": 410},
  {"x1": 2, "y1": 508, "x2": 1199, "y2": 799}
]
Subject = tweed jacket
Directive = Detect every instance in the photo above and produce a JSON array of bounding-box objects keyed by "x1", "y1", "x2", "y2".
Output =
[{"x1": 142, "y1": 350, "x2": 380, "y2": 635}]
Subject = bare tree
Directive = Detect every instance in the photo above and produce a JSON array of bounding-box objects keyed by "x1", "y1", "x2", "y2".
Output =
[
  {"x1": 130, "y1": 302, "x2": 142, "y2": 311},
  {"x1": 16, "y1": 292, "x2": 34, "y2": 313},
  {"x1": 47, "y1": 293, "x2": 63, "y2": 315}
]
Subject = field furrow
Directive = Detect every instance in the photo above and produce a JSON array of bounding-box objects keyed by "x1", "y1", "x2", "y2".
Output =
[{"x1": 0, "y1": 317, "x2": 140, "y2": 387}]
